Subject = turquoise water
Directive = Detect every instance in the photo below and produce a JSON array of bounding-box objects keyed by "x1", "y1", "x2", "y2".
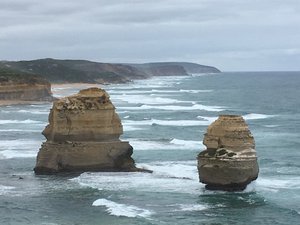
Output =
[{"x1": 0, "y1": 72, "x2": 300, "y2": 224}]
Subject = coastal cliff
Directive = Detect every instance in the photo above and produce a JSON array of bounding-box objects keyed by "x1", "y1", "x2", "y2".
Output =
[
  {"x1": 0, "y1": 68, "x2": 53, "y2": 102},
  {"x1": 0, "y1": 59, "x2": 220, "y2": 84},
  {"x1": 34, "y1": 87, "x2": 137, "y2": 174},
  {"x1": 197, "y1": 115, "x2": 259, "y2": 191}
]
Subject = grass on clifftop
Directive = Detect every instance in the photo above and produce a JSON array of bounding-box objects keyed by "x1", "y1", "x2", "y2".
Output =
[{"x1": 0, "y1": 67, "x2": 49, "y2": 85}]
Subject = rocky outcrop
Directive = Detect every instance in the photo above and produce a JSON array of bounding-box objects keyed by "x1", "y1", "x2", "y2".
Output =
[
  {"x1": 34, "y1": 87, "x2": 137, "y2": 174},
  {"x1": 197, "y1": 115, "x2": 259, "y2": 191},
  {"x1": 0, "y1": 68, "x2": 53, "y2": 102}
]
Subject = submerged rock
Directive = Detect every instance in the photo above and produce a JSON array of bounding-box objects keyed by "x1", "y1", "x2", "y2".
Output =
[
  {"x1": 34, "y1": 87, "x2": 138, "y2": 174},
  {"x1": 197, "y1": 115, "x2": 259, "y2": 191}
]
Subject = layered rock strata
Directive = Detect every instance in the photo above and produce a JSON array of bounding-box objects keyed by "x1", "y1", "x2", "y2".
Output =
[
  {"x1": 34, "y1": 87, "x2": 137, "y2": 174},
  {"x1": 0, "y1": 68, "x2": 53, "y2": 102},
  {"x1": 197, "y1": 115, "x2": 259, "y2": 191},
  {"x1": 0, "y1": 83, "x2": 53, "y2": 101}
]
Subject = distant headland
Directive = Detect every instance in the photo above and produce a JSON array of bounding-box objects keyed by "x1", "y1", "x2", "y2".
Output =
[
  {"x1": 0, "y1": 59, "x2": 220, "y2": 104},
  {"x1": 0, "y1": 58, "x2": 220, "y2": 84}
]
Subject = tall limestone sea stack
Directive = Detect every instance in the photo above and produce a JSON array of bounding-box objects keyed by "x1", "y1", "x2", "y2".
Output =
[
  {"x1": 197, "y1": 115, "x2": 259, "y2": 191},
  {"x1": 34, "y1": 87, "x2": 137, "y2": 174}
]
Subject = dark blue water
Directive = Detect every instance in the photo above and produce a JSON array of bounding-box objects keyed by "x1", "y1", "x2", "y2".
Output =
[{"x1": 0, "y1": 72, "x2": 299, "y2": 225}]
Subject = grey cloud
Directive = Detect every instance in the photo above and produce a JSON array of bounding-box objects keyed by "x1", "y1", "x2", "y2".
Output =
[{"x1": 0, "y1": 0, "x2": 300, "y2": 70}]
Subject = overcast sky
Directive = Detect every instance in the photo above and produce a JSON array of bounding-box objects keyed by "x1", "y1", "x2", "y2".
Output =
[{"x1": 0, "y1": 0, "x2": 300, "y2": 71}]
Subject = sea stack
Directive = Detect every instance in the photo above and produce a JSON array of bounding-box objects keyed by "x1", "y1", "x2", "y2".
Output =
[
  {"x1": 197, "y1": 115, "x2": 259, "y2": 191},
  {"x1": 34, "y1": 87, "x2": 137, "y2": 174}
]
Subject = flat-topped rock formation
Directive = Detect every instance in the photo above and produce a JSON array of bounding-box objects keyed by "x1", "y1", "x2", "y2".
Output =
[
  {"x1": 34, "y1": 87, "x2": 137, "y2": 174},
  {"x1": 0, "y1": 68, "x2": 53, "y2": 103},
  {"x1": 197, "y1": 115, "x2": 259, "y2": 191}
]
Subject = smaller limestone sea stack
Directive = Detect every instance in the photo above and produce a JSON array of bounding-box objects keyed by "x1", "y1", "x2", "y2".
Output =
[
  {"x1": 34, "y1": 87, "x2": 137, "y2": 174},
  {"x1": 197, "y1": 115, "x2": 259, "y2": 191}
]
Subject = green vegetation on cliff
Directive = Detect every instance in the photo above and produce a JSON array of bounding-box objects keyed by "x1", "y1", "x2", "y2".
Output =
[{"x1": 0, "y1": 67, "x2": 49, "y2": 85}]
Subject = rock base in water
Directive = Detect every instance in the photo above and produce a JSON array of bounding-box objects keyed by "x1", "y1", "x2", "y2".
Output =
[
  {"x1": 197, "y1": 115, "x2": 259, "y2": 191},
  {"x1": 34, "y1": 141, "x2": 136, "y2": 174}
]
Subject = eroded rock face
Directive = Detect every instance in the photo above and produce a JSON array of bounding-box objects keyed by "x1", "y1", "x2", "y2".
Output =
[
  {"x1": 197, "y1": 115, "x2": 259, "y2": 191},
  {"x1": 34, "y1": 87, "x2": 137, "y2": 174}
]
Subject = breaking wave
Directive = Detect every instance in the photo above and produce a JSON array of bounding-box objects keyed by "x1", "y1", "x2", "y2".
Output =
[{"x1": 92, "y1": 198, "x2": 153, "y2": 218}]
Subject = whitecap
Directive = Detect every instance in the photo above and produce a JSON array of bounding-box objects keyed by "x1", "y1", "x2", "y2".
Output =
[
  {"x1": 256, "y1": 177, "x2": 300, "y2": 192},
  {"x1": 92, "y1": 198, "x2": 153, "y2": 218},
  {"x1": 123, "y1": 125, "x2": 145, "y2": 131},
  {"x1": 0, "y1": 119, "x2": 44, "y2": 124},
  {"x1": 179, "y1": 89, "x2": 213, "y2": 93},
  {"x1": 71, "y1": 161, "x2": 203, "y2": 194},
  {"x1": 138, "y1": 160, "x2": 199, "y2": 180},
  {"x1": 128, "y1": 138, "x2": 205, "y2": 151},
  {"x1": 196, "y1": 116, "x2": 217, "y2": 123},
  {"x1": 108, "y1": 89, "x2": 212, "y2": 94},
  {"x1": 0, "y1": 150, "x2": 37, "y2": 159},
  {"x1": 111, "y1": 94, "x2": 189, "y2": 105},
  {"x1": 0, "y1": 129, "x2": 39, "y2": 132},
  {"x1": 123, "y1": 119, "x2": 212, "y2": 127},
  {"x1": 243, "y1": 113, "x2": 275, "y2": 120},
  {"x1": 169, "y1": 138, "x2": 204, "y2": 148},
  {"x1": 263, "y1": 125, "x2": 280, "y2": 128},
  {"x1": 17, "y1": 109, "x2": 49, "y2": 115},
  {"x1": 178, "y1": 204, "x2": 209, "y2": 211},
  {"x1": 118, "y1": 104, "x2": 225, "y2": 112},
  {"x1": 0, "y1": 185, "x2": 15, "y2": 195},
  {"x1": 0, "y1": 139, "x2": 41, "y2": 159}
]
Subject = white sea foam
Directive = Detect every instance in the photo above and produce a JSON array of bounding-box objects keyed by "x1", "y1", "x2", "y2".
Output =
[
  {"x1": 123, "y1": 119, "x2": 212, "y2": 127},
  {"x1": 256, "y1": 177, "x2": 300, "y2": 192},
  {"x1": 108, "y1": 76, "x2": 189, "y2": 90},
  {"x1": 197, "y1": 116, "x2": 218, "y2": 123},
  {"x1": 128, "y1": 138, "x2": 205, "y2": 151},
  {"x1": 71, "y1": 161, "x2": 203, "y2": 194},
  {"x1": 138, "y1": 160, "x2": 199, "y2": 180},
  {"x1": 179, "y1": 89, "x2": 213, "y2": 93},
  {"x1": 178, "y1": 204, "x2": 209, "y2": 211},
  {"x1": 0, "y1": 119, "x2": 44, "y2": 124},
  {"x1": 0, "y1": 129, "x2": 39, "y2": 132},
  {"x1": 243, "y1": 113, "x2": 275, "y2": 120},
  {"x1": 169, "y1": 138, "x2": 203, "y2": 147},
  {"x1": 108, "y1": 89, "x2": 212, "y2": 94},
  {"x1": 92, "y1": 198, "x2": 153, "y2": 218},
  {"x1": 17, "y1": 109, "x2": 49, "y2": 115},
  {"x1": 263, "y1": 125, "x2": 280, "y2": 128},
  {"x1": 197, "y1": 114, "x2": 275, "y2": 123},
  {"x1": 123, "y1": 125, "x2": 145, "y2": 131},
  {"x1": 0, "y1": 150, "x2": 37, "y2": 159},
  {"x1": 0, "y1": 185, "x2": 15, "y2": 195},
  {"x1": 111, "y1": 94, "x2": 188, "y2": 105},
  {"x1": 0, "y1": 139, "x2": 41, "y2": 159},
  {"x1": 118, "y1": 104, "x2": 225, "y2": 112}
]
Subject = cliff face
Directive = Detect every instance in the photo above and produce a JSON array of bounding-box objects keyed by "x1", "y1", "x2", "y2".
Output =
[
  {"x1": 197, "y1": 115, "x2": 259, "y2": 191},
  {"x1": 0, "y1": 68, "x2": 53, "y2": 101},
  {"x1": 34, "y1": 87, "x2": 137, "y2": 174}
]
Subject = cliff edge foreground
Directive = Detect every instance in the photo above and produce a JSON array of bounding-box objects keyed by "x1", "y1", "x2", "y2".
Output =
[
  {"x1": 34, "y1": 87, "x2": 138, "y2": 174},
  {"x1": 197, "y1": 115, "x2": 259, "y2": 191}
]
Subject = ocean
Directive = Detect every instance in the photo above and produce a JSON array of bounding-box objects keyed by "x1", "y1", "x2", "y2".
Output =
[{"x1": 0, "y1": 72, "x2": 299, "y2": 225}]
